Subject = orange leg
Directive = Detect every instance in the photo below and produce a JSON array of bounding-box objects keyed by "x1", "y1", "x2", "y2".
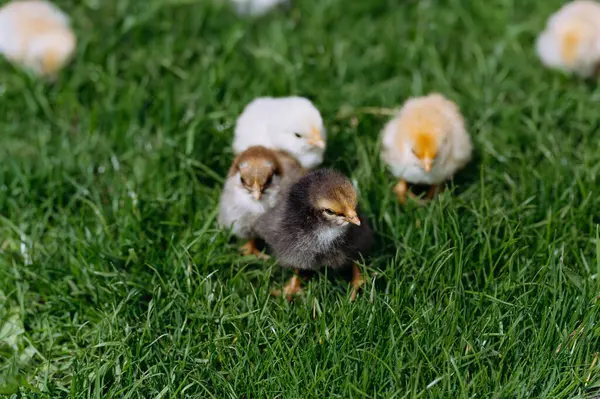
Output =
[
  {"x1": 350, "y1": 263, "x2": 365, "y2": 303},
  {"x1": 271, "y1": 270, "x2": 304, "y2": 302},
  {"x1": 283, "y1": 274, "x2": 303, "y2": 303},
  {"x1": 394, "y1": 179, "x2": 424, "y2": 205},
  {"x1": 393, "y1": 179, "x2": 409, "y2": 205},
  {"x1": 240, "y1": 239, "x2": 270, "y2": 260},
  {"x1": 426, "y1": 184, "x2": 445, "y2": 200}
]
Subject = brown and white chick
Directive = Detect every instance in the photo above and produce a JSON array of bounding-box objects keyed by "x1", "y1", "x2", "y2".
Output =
[
  {"x1": 218, "y1": 146, "x2": 304, "y2": 259},
  {"x1": 536, "y1": 0, "x2": 600, "y2": 78},
  {"x1": 381, "y1": 93, "x2": 472, "y2": 204},
  {"x1": 255, "y1": 169, "x2": 373, "y2": 302},
  {"x1": 0, "y1": 0, "x2": 76, "y2": 77}
]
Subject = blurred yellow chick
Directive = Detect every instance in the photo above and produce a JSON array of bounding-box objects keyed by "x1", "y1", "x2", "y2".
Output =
[
  {"x1": 537, "y1": 0, "x2": 600, "y2": 77},
  {"x1": 0, "y1": 0, "x2": 76, "y2": 77},
  {"x1": 381, "y1": 93, "x2": 472, "y2": 204},
  {"x1": 231, "y1": 0, "x2": 289, "y2": 16}
]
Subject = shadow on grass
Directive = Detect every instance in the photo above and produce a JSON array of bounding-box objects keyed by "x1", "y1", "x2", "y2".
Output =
[{"x1": 449, "y1": 148, "x2": 482, "y2": 197}]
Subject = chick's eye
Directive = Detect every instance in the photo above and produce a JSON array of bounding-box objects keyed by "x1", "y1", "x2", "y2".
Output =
[
  {"x1": 240, "y1": 176, "x2": 246, "y2": 185},
  {"x1": 294, "y1": 133, "x2": 302, "y2": 138},
  {"x1": 324, "y1": 209, "x2": 335, "y2": 215}
]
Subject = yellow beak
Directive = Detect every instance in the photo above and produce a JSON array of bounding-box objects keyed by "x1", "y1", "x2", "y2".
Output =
[
  {"x1": 346, "y1": 211, "x2": 361, "y2": 226},
  {"x1": 251, "y1": 182, "x2": 261, "y2": 200},
  {"x1": 308, "y1": 127, "x2": 325, "y2": 149},
  {"x1": 423, "y1": 157, "x2": 432, "y2": 173},
  {"x1": 309, "y1": 138, "x2": 326, "y2": 149}
]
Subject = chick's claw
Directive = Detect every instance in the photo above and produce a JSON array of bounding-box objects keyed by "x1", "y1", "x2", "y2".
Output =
[
  {"x1": 271, "y1": 275, "x2": 303, "y2": 303},
  {"x1": 240, "y1": 240, "x2": 270, "y2": 260},
  {"x1": 284, "y1": 275, "x2": 303, "y2": 302},
  {"x1": 350, "y1": 264, "x2": 365, "y2": 303}
]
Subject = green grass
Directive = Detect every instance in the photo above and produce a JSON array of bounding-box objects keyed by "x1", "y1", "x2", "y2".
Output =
[{"x1": 1, "y1": 0, "x2": 600, "y2": 397}]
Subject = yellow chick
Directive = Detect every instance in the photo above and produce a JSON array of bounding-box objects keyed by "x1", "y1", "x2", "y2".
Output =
[
  {"x1": 231, "y1": 0, "x2": 289, "y2": 16},
  {"x1": 536, "y1": 0, "x2": 600, "y2": 77},
  {"x1": 0, "y1": 0, "x2": 76, "y2": 77},
  {"x1": 380, "y1": 93, "x2": 472, "y2": 204}
]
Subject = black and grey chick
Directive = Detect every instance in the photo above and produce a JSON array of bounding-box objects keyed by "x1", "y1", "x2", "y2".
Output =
[{"x1": 255, "y1": 168, "x2": 373, "y2": 301}]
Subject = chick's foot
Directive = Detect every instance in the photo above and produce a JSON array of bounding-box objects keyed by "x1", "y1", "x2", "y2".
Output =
[
  {"x1": 350, "y1": 263, "x2": 365, "y2": 303},
  {"x1": 393, "y1": 180, "x2": 408, "y2": 204},
  {"x1": 271, "y1": 275, "x2": 303, "y2": 303},
  {"x1": 240, "y1": 239, "x2": 270, "y2": 260},
  {"x1": 394, "y1": 180, "x2": 425, "y2": 205},
  {"x1": 426, "y1": 184, "x2": 445, "y2": 200}
]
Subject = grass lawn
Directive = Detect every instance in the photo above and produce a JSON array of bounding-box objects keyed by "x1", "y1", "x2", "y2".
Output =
[{"x1": 1, "y1": 0, "x2": 600, "y2": 397}]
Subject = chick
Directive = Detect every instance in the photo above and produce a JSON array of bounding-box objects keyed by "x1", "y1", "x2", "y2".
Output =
[
  {"x1": 0, "y1": 0, "x2": 76, "y2": 77},
  {"x1": 233, "y1": 96, "x2": 326, "y2": 169},
  {"x1": 230, "y1": 0, "x2": 289, "y2": 16},
  {"x1": 536, "y1": 0, "x2": 600, "y2": 77},
  {"x1": 255, "y1": 169, "x2": 372, "y2": 302},
  {"x1": 381, "y1": 93, "x2": 472, "y2": 204},
  {"x1": 218, "y1": 146, "x2": 305, "y2": 259}
]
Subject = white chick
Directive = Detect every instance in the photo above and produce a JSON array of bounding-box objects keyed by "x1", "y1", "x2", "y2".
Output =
[
  {"x1": 230, "y1": 0, "x2": 288, "y2": 16},
  {"x1": 0, "y1": 0, "x2": 76, "y2": 77},
  {"x1": 536, "y1": 0, "x2": 600, "y2": 77},
  {"x1": 232, "y1": 96, "x2": 326, "y2": 169},
  {"x1": 381, "y1": 93, "x2": 472, "y2": 204},
  {"x1": 218, "y1": 145, "x2": 304, "y2": 258}
]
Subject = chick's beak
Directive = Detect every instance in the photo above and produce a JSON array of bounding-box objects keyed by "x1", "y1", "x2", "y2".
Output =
[
  {"x1": 346, "y1": 211, "x2": 361, "y2": 226},
  {"x1": 308, "y1": 127, "x2": 325, "y2": 149},
  {"x1": 251, "y1": 182, "x2": 262, "y2": 200},
  {"x1": 422, "y1": 156, "x2": 433, "y2": 173},
  {"x1": 309, "y1": 138, "x2": 326, "y2": 149}
]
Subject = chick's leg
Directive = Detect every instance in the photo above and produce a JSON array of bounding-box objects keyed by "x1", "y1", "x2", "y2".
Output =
[
  {"x1": 393, "y1": 179, "x2": 409, "y2": 204},
  {"x1": 240, "y1": 239, "x2": 270, "y2": 260},
  {"x1": 350, "y1": 263, "x2": 365, "y2": 303},
  {"x1": 283, "y1": 273, "x2": 303, "y2": 303},
  {"x1": 270, "y1": 270, "x2": 304, "y2": 302},
  {"x1": 394, "y1": 179, "x2": 424, "y2": 205},
  {"x1": 426, "y1": 184, "x2": 445, "y2": 200}
]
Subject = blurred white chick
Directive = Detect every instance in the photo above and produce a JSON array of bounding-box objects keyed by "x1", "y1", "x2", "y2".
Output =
[
  {"x1": 218, "y1": 145, "x2": 305, "y2": 259},
  {"x1": 230, "y1": 0, "x2": 288, "y2": 16},
  {"x1": 536, "y1": 0, "x2": 600, "y2": 77},
  {"x1": 0, "y1": 0, "x2": 76, "y2": 77},
  {"x1": 233, "y1": 96, "x2": 326, "y2": 169},
  {"x1": 381, "y1": 93, "x2": 472, "y2": 204}
]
